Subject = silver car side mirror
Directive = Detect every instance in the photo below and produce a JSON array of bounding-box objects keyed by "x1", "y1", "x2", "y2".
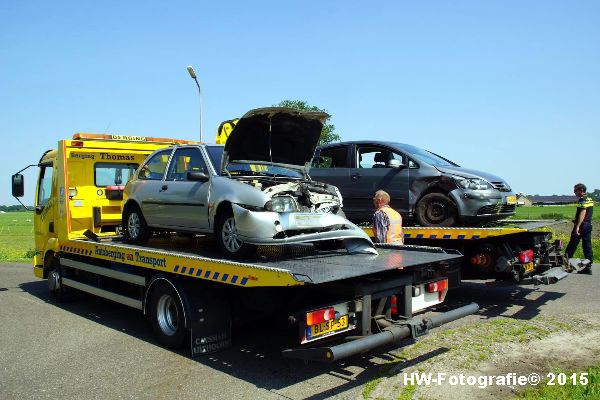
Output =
[{"x1": 187, "y1": 171, "x2": 209, "y2": 182}]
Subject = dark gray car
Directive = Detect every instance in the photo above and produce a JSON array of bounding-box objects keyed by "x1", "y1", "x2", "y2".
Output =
[{"x1": 309, "y1": 141, "x2": 516, "y2": 226}]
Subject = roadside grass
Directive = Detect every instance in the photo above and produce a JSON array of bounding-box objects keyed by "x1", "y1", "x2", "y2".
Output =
[
  {"x1": 517, "y1": 363, "x2": 600, "y2": 399},
  {"x1": 0, "y1": 212, "x2": 36, "y2": 262},
  {"x1": 361, "y1": 316, "x2": 596, "y2": 399}
]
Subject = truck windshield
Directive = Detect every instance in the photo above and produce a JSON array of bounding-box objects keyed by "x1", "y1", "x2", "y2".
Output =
[{"x1": 95, "y1": 163, "x2": 138, "y2": 186}]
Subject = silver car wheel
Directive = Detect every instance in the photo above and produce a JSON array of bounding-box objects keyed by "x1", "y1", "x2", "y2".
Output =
[
  {"x1": 156, "y1": 294, "x2": 178, "y2": 337},
  {"x1": 222, "y1": 217, "x2": 242, "y2": 252},
  {"x1": 128, "y1": 212, "x2": 140, "y2": 239}
]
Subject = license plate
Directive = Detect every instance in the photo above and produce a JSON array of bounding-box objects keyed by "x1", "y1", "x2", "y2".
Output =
[
  {"x1": 523, "y1": 261, "x2": 534, "y2": 273},
  {"x1": 295, "y1": 214, "x2": 323, "y2": 227},
  {"x1": 307, "y1": 315, "x2": 349, "y2": 340},
  {"x1": 506, "y1": 195, "x2": 516, "y2": 205}
]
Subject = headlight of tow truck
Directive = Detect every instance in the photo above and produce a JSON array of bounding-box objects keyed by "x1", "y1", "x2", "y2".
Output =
[
  {"x1": 453, "y1": 175, "x2": 493, "y2": 190},
  {"x1": 265, "y1": 196, "x2": 299, "y2": 212}
]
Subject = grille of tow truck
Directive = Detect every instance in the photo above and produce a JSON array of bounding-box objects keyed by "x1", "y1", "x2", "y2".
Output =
[{"x1": 477, "y1": 204, "x2": 516, "y2": 215}]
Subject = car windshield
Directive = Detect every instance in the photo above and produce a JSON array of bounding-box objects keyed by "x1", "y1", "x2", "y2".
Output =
[
  {"x1": 226, "y1": 162, "x2": 303, "y2": 178},
  {"x1": 205, "y1": 145, "x2": 303, "y2": 178},
  {"x1": 399, "y1": 144, "x2": 459, "y2": 167}
]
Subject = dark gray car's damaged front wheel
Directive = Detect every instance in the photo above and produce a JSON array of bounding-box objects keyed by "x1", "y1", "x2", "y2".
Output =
[
  {"x1": 215, "y1": 209, "x2": 257, "y2": 259},
  {"x1": 415, "y1": 193, "x2": 458, "y2": 227}
]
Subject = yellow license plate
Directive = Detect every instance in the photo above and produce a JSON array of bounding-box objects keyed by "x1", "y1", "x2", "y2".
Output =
[
  {"x1": 308, "y1": 315, "x2": 349, "y2": 339},
  {"x1": 506, "y1": 195, "x2": 517, "y2": 205},
  {"x1": 523, "y1": 261, "x2": 534, "y2": 273}
]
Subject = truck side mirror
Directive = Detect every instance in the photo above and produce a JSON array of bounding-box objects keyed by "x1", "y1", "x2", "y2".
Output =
[
  {"x1": 12, "y1": 174, "x2": 24, "y2": 197},
  {"x1": 388, "y1": 159, "x2": 405, "y2": 169}
]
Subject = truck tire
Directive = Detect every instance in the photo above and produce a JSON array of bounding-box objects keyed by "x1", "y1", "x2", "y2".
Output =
[
  {"x1": 123, "y1": 204, "x2": 150, "y2": 245},
  {"x1": 215, "y1": 209, "x2": 256, "y2": 259},
  {"x1": 415, "y1": 193, "x2": 457, "y2": 227},
  {"x1": 149, "y1": 281, "x2": 187, "y2": 349},
  {"x1": 48, "y1": 257, "x2": 69, "y2": 302}
]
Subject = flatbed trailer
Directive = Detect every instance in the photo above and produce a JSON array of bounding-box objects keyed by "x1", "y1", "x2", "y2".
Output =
[
  {"x1": 364, "y1": 220, "x2": 568, "y2": 285},
  {"x1": 51, "y1": 234, "x2": 476, "y2": 362}
]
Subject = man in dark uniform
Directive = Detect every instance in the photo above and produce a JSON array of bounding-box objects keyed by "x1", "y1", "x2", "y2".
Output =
[{"x1": 565, "y1": 183, "x2": 594, "y2": 274}]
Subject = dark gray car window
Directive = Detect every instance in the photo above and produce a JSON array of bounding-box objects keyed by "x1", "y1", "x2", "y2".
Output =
[
  {"x1": 166, "y1": 148, "x2": 208, "y2": 181},
  {"x1": 357, "y1": 146, "x2": 405, "y2": 168},
  {"x1": 315, "y1": 145, "x2": 348, "y2": 168},
  {"x1": 138, "y1": 149, "x2": 171, "y2": 180}
]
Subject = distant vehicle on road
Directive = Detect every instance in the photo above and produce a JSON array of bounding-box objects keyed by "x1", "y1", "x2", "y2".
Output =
[{"x1": 310, "y1": 141, "x2": 516, "y2": 227}]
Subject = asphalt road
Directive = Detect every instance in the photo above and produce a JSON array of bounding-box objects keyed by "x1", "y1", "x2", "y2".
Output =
[{"x1": 1, "y1": 262, "x2": 598, "y2": 400}]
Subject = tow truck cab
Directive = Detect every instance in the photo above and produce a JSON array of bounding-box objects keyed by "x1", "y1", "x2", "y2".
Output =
[{"x1": 12, "y1": 133, "x2": 196, "y2": 279}]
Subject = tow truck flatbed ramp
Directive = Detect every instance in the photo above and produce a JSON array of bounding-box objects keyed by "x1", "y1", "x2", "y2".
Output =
[{"x1": 61, "y1": 237, "x2": 462, "y2": 287}]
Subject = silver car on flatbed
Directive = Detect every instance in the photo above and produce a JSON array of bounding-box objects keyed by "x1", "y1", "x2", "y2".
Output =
[{"x1": 122, "y1": 107, "x2": 375, "y2": 258}]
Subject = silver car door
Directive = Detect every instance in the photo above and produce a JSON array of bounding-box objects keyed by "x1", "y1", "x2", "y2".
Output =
[
  {"x1": 163, "y1": 147, "x2": 211, "y2": 230},
  {"x1": 137, "y1": 149, "x2": 173, "y2": 226}
]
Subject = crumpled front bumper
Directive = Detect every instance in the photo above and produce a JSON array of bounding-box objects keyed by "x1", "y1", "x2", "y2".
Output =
[{"x1": 231, "y1": 204, "x2": 375, "y2": 250}]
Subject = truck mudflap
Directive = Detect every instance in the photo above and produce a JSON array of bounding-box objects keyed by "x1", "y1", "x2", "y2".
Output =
[{"x1": 282, "y1": 302, "x2": 479, "y2": 362}]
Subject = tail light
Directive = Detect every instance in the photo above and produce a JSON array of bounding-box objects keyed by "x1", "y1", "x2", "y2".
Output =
[
  {"x1": 306, "y1": 307, "x2": 336, "y2": 326},
  {"x1": 426, "y1": 279, "x2": 448, "y2": 293},
  {"x1": 518, "y1": 249, "x2": 534, "y2": 263},
  {"x1": 470, "y1": 252, "x2": 492, "y2": 268},
  {"x1": 390, "y1": 295, "x2": 398, "y2": 315}
]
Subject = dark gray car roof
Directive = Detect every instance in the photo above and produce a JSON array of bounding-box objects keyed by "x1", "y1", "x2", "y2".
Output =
[{"x1": 317, "y1": 140, "x2": 412, "y2": 149}]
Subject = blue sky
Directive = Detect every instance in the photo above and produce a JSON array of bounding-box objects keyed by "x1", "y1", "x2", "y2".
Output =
[{"x1": 2, "y1": 1, "x2": 598, "y2": 205}]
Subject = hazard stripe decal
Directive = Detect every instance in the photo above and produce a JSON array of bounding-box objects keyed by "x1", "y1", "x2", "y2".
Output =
[{"x1": 59, "y1": 240, "x2": 290, "y2": 287}]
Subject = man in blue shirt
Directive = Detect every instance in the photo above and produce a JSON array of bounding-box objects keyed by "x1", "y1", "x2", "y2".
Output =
[{"x1": 565, "y1": 183, "x2": 594, "y2": 274}]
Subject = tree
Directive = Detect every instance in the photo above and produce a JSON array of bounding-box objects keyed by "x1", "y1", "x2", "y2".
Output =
[{"x1": 276, "y1": 100, "x2": 341, "y2": 145}]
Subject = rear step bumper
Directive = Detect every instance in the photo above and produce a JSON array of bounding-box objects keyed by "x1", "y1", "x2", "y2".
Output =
[{"x1": 282, "y1": 302, "x2": 479, "y2": 362}]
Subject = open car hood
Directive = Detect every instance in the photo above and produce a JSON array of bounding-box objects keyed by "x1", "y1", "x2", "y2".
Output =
[{"x1": 221, "y1": 107, "x2": 329, "y2": 173}]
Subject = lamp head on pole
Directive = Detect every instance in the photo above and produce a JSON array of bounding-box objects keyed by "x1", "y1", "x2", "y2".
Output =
[{"x1": 187, "y1": 66, "x2": 197, "y2": 79}]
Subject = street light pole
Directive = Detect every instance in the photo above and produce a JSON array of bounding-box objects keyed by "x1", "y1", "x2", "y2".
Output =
[{"x1": 186, "y1": 65, "x2": 203, "y2": 142}]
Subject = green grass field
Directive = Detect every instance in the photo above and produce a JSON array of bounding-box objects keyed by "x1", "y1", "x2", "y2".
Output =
[
  {"x1": 0, "y1": 212, "x2": 36, "y2": 262},
  {"x1": 513, "y1": 204, "x2": 599, "y2": 221}
]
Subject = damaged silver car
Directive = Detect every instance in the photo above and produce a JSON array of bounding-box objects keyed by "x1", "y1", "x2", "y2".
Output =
[{"x1": 122, "y1": 107, "x2": 376, "y2": 258}]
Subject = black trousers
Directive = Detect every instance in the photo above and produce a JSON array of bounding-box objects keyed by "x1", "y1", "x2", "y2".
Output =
[{"x1": 565, "y1": 222, "x2": 594, "y2": 262}]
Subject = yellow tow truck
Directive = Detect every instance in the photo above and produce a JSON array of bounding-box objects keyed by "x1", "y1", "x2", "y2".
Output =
[{"x1": 12, "y1": 133, "x2": 478, "y2": 362}]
